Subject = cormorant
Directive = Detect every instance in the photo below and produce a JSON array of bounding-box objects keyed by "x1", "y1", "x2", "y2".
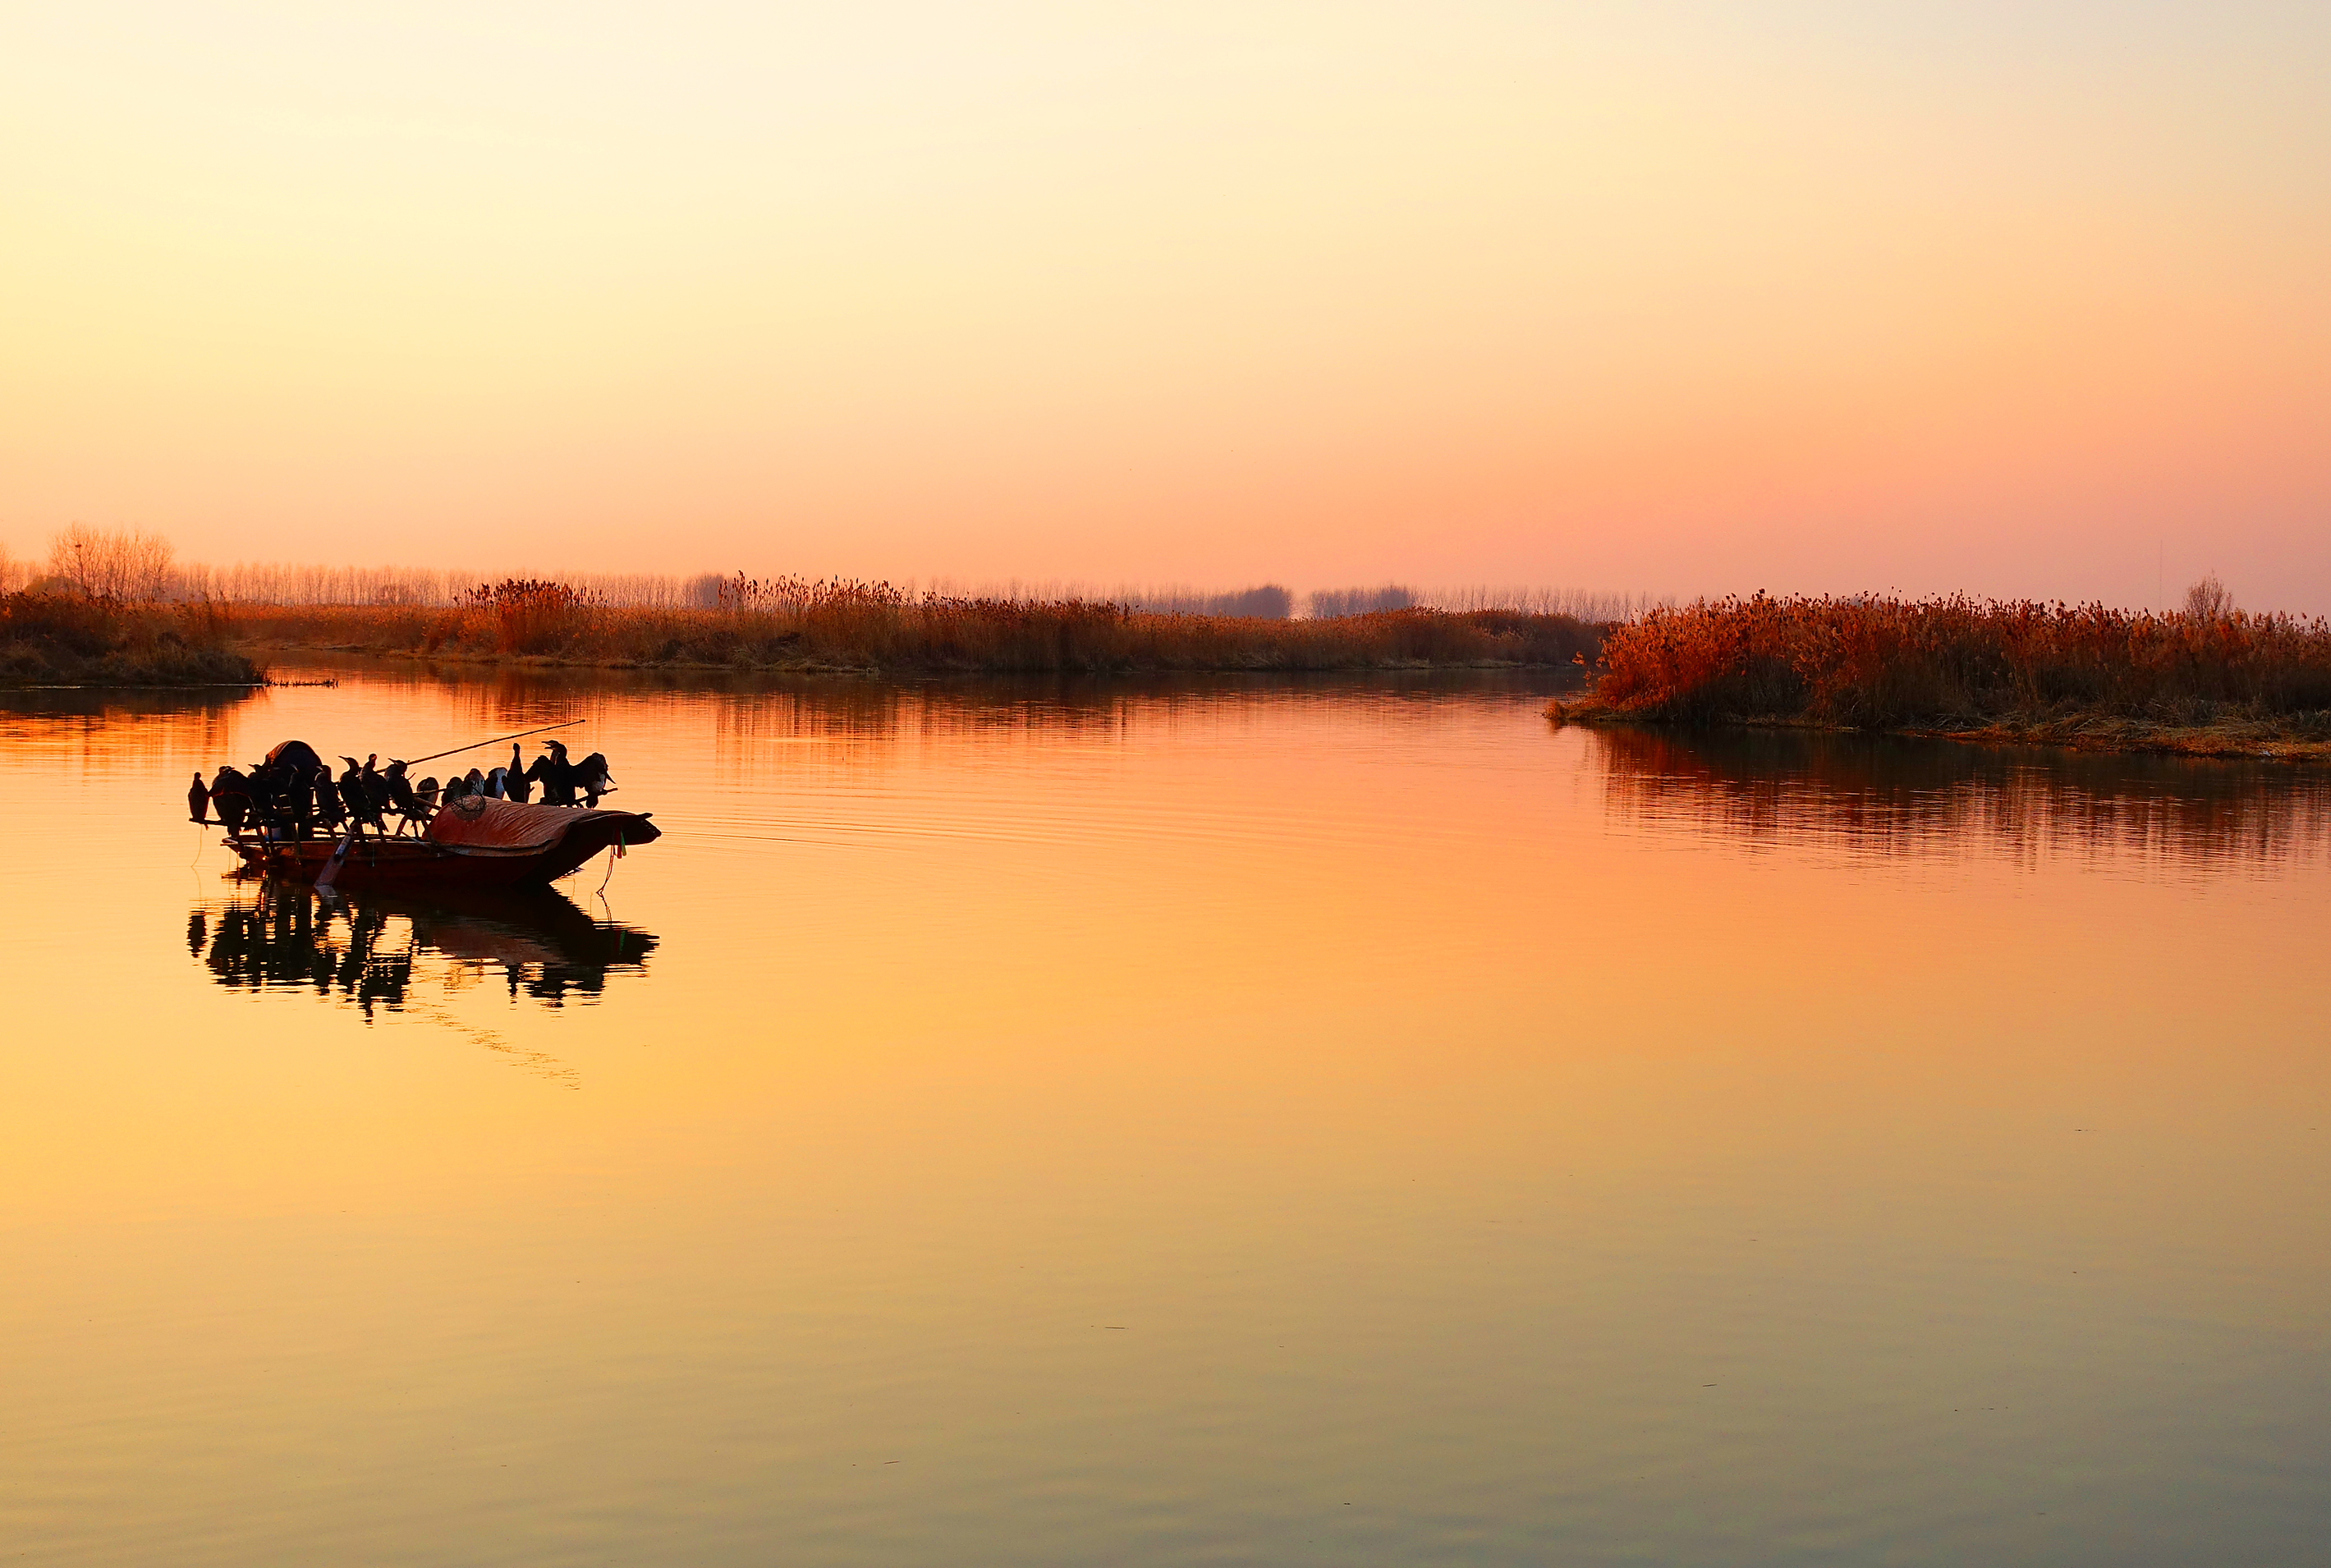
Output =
[
  {"x1": 360, "y1": 755, "x2": 392, "y2": 819},
  {"x1": 574, "y1": 751, "x2": 615, "y2": 806},
  {"x1": 503, "y1": 742, "x2": 533, "y2": 803},
  {"x1": 188, "y1": 773, "x2": 210, "y2": 823},
  {"x1": 535, "y1": 739, "x2": 578, "y2": 805},
  {"x1": 311, "y1": 763, "x2": 345, "y2": 832},
  {"x1": 209, "y1": 766, "x2": 252, "y2": 837},
  {"x1": 338, "y1": 758, "x2": 379, "y2": 834},
  {"x1": 383, "y1": 761, "x2": 420, "y2": 828}
]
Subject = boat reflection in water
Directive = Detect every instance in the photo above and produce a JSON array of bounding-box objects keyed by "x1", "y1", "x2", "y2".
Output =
[{"x1": 189, "y1": 879, "x2": 658, "y2": 1019}]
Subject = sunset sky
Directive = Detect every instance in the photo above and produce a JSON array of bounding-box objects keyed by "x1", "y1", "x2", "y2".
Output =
[{"x1": 3, "y1": 2, "x2": 2327, "y2": 608}]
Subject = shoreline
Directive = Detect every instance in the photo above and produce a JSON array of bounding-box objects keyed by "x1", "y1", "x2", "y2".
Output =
[
  {"x1": 212, "y1": 599, "x2": 1604, "y2": 676},
  {"x1": 0, "y1": 652, "x2": 264, "y2": 691},
  {"x1": 231, "y1": 638, "x2": 1578, "y2": 678},
  {"x1": 1547, "y1": 695, "x2": 2331, "y2": 762}
]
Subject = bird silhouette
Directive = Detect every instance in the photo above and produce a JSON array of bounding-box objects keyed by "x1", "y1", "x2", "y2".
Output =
[
  {"x1": 360, "y1": 755, "x2": 392, "y2": 818},
  {"x1": 310, "y1": 764, "x2": 345, "y2": 832},
  {"x1": 575, "y1": 752, "x2": 616, "y2": 806},
  {"x1": 337, "y1": 758, "x2": 380, "y2": 835},
  {"x1": 502, "y1": 742, "x2": 533, "y2": 803},
  {"x1": 536, "y1": 739, "x2": 578, "y2": 805},
  {"x1": 209, "y1": 766, "x2": 251, "y2": 837},
  {"x1": 383, "y1": 761, "x2": 420, "y2": 831}
]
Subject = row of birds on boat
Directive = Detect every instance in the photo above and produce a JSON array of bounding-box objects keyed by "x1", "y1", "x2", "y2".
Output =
[{"x1": 191, "y1": 736, "x2": 616, "y2": 841}]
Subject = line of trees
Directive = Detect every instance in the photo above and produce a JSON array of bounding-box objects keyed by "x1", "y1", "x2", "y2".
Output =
[
  {"x1": 16, "y1": 524, "x2": 2243, "y2": 629},
  {"x1": 2, "y1": 530, "x2": 1667, "y2": 621}
]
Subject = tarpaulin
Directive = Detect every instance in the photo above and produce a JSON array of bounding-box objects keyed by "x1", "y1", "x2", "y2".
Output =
[{"x1": 424, "y1": 796, "x2": 656, "y2": 856}]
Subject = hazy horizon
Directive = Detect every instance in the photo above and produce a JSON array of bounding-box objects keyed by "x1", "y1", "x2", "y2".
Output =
[{"x1": 5, "y1": 2, "x2": 2327, "y2": 611}]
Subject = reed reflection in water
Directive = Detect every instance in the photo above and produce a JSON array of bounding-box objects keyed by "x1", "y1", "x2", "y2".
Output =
[{"x1": 1591, "y1": 722, "x2": 2331, "y2": 867}]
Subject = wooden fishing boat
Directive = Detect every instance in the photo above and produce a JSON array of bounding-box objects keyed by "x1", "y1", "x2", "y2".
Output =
[{"x1": 226, "y1": 795, "x2": 659, "y2": 891}]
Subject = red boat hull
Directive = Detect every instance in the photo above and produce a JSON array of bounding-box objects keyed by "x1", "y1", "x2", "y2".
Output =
[{"x1": 225, "y1": 810, "x2": 656, "y2": 890}]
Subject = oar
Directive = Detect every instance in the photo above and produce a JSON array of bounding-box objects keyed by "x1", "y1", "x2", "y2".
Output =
[
  {"x1": 315, "y1": 832, "x2": 356, "y2": 891},
  {"x1": 398, "y1": 719, "x2": 585, "y2": 768}
]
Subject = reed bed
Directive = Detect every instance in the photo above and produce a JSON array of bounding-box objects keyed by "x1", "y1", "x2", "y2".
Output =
[
  {"x1": 227, "y1": 578, "x2": 1601, "y2": 673},
  {"x1": 1572, "y1": 594, "x2": 2331, "y2": 747},
  {"x1": 0, "y1": 591, "x2": 259, "y2": 686}
]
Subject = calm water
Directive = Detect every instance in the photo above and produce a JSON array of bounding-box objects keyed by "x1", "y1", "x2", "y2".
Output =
[{"x1": 3, "y1": 667, "x2": 2329, "y2": 1566}]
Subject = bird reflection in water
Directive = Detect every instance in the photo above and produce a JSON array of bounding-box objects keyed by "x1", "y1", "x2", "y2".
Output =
[{"x1": 189, "y1": 880, "x2": 658, "y2": 1020}]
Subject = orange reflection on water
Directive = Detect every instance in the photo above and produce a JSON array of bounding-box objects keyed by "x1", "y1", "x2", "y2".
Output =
[{"x1": 2, "y1": 672, "x2": 2329, "y2": 1565}]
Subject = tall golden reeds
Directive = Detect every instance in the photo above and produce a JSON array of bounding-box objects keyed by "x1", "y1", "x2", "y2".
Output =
[
  {"x1": 1589, "y1": 593, "x2": 2331, "y2": 729},
  {"x1": 0, "y1": 582, "x2": 257, "y2": 686}
]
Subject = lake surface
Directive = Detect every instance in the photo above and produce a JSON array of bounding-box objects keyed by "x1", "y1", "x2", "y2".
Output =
[{"x1": 3, "y1": 667, "x2": 2329, "y2": 1566}]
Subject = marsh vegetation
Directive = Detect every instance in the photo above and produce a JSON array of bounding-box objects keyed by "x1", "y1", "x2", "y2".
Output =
[
  {"x1": 0, "y1": 595, "x2": 259, "y2": 687},
  {"x1": 1558, "y1": 591, "x2": 2331, "y2": 756},
  {"x1": 225, "y1": 575, "x2": 1604, "y2": 673}
]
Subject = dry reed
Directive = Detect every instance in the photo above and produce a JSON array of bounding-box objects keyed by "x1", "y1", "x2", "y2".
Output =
[
  {"x1": 1580, "y1": 594, "x2": 2331, "y2": 737},
  {"x1": 0, "y1": 590, "x2": 258, "y2": 686}
]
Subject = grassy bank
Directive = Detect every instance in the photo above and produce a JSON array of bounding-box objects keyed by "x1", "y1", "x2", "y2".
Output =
[
  {"x1": 227, "y1": 581, "x2": 1602, "y2": 673},
  {"x1": 1551, "y1": 594, "x2": 2331, "y2": 759},
  {"x1": 0, "y1": 593, "x2": 262, "y2": 687}
]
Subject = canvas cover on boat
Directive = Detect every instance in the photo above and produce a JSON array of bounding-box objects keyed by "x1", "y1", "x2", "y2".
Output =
[
  {"x1": 264, "y1": 740, "x2": 323, "y2": 774},
  {"x1": 424, "y1": 795, "x2": 656, "y2": 855}
]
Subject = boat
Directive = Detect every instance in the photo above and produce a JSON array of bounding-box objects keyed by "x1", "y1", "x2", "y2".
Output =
[{"x1": 226, "y1": 794, "x2": 659, "y2": 892}]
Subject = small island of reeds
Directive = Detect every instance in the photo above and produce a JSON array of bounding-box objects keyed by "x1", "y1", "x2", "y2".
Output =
[{"x1": 1552, "y1": 592, "x2": 2331, "y2": 759}]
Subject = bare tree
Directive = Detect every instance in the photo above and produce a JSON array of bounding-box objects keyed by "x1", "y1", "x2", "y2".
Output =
[
  {"x1": 1307, "y1": 585, "x2": 1418, "y2": 618},
  {"x1": 2183, "y1": 572, "x2": 2233, "y2": 622},
  {"x1": 48, "y1": 524, "x2": 177, "y2": 602}
]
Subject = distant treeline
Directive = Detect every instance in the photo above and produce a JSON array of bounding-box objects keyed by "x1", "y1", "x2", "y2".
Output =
[
  {"x1": 0, "y1": 528, "x2": 1650, "y2": 623},
  {"x1": 225, "y1": 577, "x2": 1602, "y2": 673},
  {"x1": 0, "y1": 526, "x2": 1630, "y2": 677}
]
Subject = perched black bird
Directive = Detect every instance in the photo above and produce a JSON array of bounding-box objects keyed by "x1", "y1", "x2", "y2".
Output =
[
  {"x1": 236, "y1": 760, "x2": 278, "y2": 837},
  {"x1": 574, "y1": 751, "x2": 615, "y2": 806},
  {"x1": 534, "y1": 739, "x2": 578, "y2": 806},
  {"x1": 250, "y1": 759, "x2": 307, "y2": 838},
  {"x1": 484, "y1": 766, "x2": 510, "y2": 800},
  {"x1": 360, "y1": 755, "x2": 392, "y2": 819},
  {"x1": 502, "y1": 742, "x2": 533, "y2": 803},
  {"x1": 310, "y1": 763, "x2": 344, "y2": 832},
  {"x1": 338, "y1": 758, "x2": 379, "y2": 834},
  {"x1": 209, "y1": 766, "x2": 252, "y2": 837},
  {"x1": 415, "y1": 775, "x2": 440, "y2": 812},
  {"x1": 188, "y1": 772, "x2": 210, "y2": 823},
  {"x1": 383, "y1": 760, "x2": 420, "y2": 827}
]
